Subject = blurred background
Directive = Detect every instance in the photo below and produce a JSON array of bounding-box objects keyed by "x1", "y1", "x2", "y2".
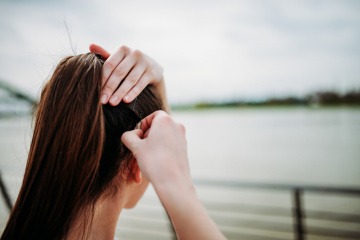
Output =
[{"x1": 0, "y1": 0, "x2": 359, "y2": 239}]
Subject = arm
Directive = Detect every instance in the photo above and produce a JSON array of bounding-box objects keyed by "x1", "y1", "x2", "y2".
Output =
[
  {"x1": 156, "y1": 179, "x2": 225, "y2": 240},
  {"x1": 121, "y1": 111, "x2": 225, "y2": 240},
  {"x1": 89, "y1": 44, "x2": 170, "y2": 112}
]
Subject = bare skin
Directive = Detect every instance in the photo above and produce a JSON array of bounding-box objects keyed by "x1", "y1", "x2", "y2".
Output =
[{"x1": 68, "y1": 160, "x2": 147, "y2": 240}]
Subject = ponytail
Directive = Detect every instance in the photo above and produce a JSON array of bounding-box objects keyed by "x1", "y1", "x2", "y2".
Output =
[{"x1": 2, "y1": 53, "x2": 105, "y2": 239}]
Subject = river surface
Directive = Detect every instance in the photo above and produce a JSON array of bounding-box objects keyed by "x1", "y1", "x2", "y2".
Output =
[
  {"x1": 1, "y1": 107, "x2": 360, "y2": 192},
  {"x1": 174, "y1": 107, "x2": 360, "y2": 187}
]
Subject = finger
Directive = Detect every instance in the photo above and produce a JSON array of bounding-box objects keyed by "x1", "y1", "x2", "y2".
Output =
[
  {"x1": 89, "y1": 43, "x2": 110, "y2": 60},
  {"x1": 109, "y1": 64, "x2": 147, "y2": 105},
  {"x1": 102, "y1": 56, "x2": 137, "y2": 105},
  {"x1": 121, "y1": 129, "x2": 144, "y2": 154},
  {"x1": 143, "y1": 128, "x2": 151, "y2": 138},
  {"x1": 123, "y1": 69, "x2": 152, "y2": 103},
  {"x1": 140, "y1": 110, "x2": 167, "y2": 133},
  {"x1": 102, "y1": 46, "x2": 130, "y2": 87}
]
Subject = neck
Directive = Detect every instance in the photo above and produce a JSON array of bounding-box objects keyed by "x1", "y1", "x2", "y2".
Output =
[{"x1": 67, "y1": 191, "x2": 125, "y2": 240}]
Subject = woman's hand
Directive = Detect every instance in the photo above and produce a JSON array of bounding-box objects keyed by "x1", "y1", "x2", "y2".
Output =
[
  {"x1": 121, "y1": 111, "x2": 225, "y2": 240},
  {"x1": 89, "y1": 44, "x2": 164, "y2": 106},
  {"x1": 121, "y1": 110, "x2": 190, "y2": 187}
]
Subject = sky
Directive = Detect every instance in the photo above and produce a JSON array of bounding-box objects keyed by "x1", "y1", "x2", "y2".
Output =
[{"x1": 0, "y1": 0, "x2": 360, "y2": 104}]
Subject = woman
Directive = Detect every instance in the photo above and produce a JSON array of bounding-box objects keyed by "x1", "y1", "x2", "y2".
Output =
[{"x1": 1, "y1": 45, "x2": 225, "y2": 240}]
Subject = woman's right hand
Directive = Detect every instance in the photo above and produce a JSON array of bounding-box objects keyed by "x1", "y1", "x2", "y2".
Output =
[
  {"x1": 121, "y1": 110, "x2": 190, "y2": 188},
  {"x1": 121, "y1": 111, "x2": 225, "y2": 240}
]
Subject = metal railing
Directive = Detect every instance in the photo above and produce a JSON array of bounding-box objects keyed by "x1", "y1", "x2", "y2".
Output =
[
  {"x1": 193, "y1": 179, "x2": 360, "y2": 240},
  {"x1": 0, "y1": 172, "x2": 12, "y2": 212},
  {"x1": 1, "y1": 173, "x2": 360, "y2": 239}
]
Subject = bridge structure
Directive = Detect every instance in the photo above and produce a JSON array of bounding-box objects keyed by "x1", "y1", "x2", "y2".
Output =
[{"x1": 0, "y1": 79, "x2": 36, "y2": 117}]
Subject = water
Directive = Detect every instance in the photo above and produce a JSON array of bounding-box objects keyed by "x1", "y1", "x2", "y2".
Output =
[
  {"x1": 173, "y1": 107, "x2": 360, "y2": 187},
  {"x1": 2, "y1": 107, "x2": 359, "y2": 187},
  {"x1": 0, "y1": 107, "x2": 359, "y2": 238}
]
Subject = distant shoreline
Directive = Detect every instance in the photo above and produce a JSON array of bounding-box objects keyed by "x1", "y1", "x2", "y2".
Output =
[
  {"x1": 1, "y1": 80, "x2": 360, "y2": 113},
  {"x1": 171, "y1": 104, "x2": 360, "y2": 111},
  {"x1": 172, "y1": 90, "x2": 360, "y2": 110}
]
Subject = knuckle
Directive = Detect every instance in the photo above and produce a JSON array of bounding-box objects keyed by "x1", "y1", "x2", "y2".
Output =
[
  {"x1": 149, "y1": 67, "x2": 161, "y2": 79},
  {"x1": 134, "y1": 81, "x2": 145, "y2": 91},
  {"x1": 127, "y1": 74, "x2": 138, "y2": 84},
  {"x1": 133, "y1": 49, "x2": 142, "y2": 58},
  {"x1": 128, "y1": 87, "x2": 140, "y2": 98},
  {"x1": 130, "y1": 81, "x2": 145, "y2": 97},
  {"x1": 115, "y1": 88, "x2": 127, "y2": 98},
  {"x1": 160, "y1": 114, "x2": 173, "y2": 124},
  {"x1": 179, "y1": 123, "x2": 186, "y2": 134},
  {"x1": 104, "y1": 61, "x2": 116, "y2": 70},
  {"x1": 119, "y1": 45, "x2": 130, "y2": 53},
  {"x1": 147, "y1": 68, "x2": 155, "y2": 77},
  {"x1": 113, "y1": 67, "x2": 126, "y2": 78},
  {"x1": 102, "y1": 84, "x2": 115, "y2": 94}
]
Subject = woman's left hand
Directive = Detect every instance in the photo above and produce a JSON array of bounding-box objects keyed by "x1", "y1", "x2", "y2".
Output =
[{"x1": 89, "y1": 44, "x2": 164, "y2": 105}]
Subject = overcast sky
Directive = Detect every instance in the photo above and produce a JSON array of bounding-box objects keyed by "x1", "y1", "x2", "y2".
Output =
[{"x1": 1, "y1": 0, "x2": 359, "y2": 104}]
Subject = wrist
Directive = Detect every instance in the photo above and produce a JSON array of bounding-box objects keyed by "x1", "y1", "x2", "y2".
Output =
[{"x1": 154, "y1": 177, "x2": 197, "y2": 209}]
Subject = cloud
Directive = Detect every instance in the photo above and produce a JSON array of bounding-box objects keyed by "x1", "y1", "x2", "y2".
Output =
[{"x1": 1, "y1": 0, "x2": 359, "y2": 103}]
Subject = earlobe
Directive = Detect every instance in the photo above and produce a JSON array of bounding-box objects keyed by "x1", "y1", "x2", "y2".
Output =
[
  {"x1": 130, "y1": 158, "x2": 142, "y2": 184},
  {"x1": 134, "y1": 169, "x2": 142, "y2": 184}
]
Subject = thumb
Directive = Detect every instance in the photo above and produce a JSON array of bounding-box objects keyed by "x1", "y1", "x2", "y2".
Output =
[
  {"x1": 89, "y1": 43, "x2": 111, "y2": 60},
  {"x1": 121, "y1": 129, "x2": 144, "y2": 154}
]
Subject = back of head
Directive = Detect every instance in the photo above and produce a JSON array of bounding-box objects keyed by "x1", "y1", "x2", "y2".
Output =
[{"x1": 1, "y1": 53, "x2": 163, "y2": 240}]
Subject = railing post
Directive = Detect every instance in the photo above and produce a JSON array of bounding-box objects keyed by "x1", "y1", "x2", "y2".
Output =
[
  {"x1": 0, "y1": 171, "x2": 13, "y2": 212},
  {"x1": 292, "y1": 188, "x2": 305, "y2": 240}
]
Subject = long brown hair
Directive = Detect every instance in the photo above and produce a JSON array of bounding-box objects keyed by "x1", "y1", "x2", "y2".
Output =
[{"x1": 1, "y1": 53, "x2": 163, "y2": 240}]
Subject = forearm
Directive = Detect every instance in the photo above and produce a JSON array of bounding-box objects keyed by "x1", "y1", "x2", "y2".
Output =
[{"x1": 155, "y1": 181, "x2": 226, "y2": 240}]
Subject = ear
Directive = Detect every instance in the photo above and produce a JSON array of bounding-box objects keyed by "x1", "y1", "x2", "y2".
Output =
[{"x1": 129, "y1": 158, "x2": 142, "y2": 184}]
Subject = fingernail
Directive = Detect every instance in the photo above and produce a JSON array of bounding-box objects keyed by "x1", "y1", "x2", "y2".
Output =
[
  {"x1": 100, "y1": 94, "x2": 108, "y2": 104},
  {"x1": 124, "y1": 95, "x2": 130, "y2": 102},
  {"x1": 110, "y1": 96, "x2": 118, "y2": 105}
]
